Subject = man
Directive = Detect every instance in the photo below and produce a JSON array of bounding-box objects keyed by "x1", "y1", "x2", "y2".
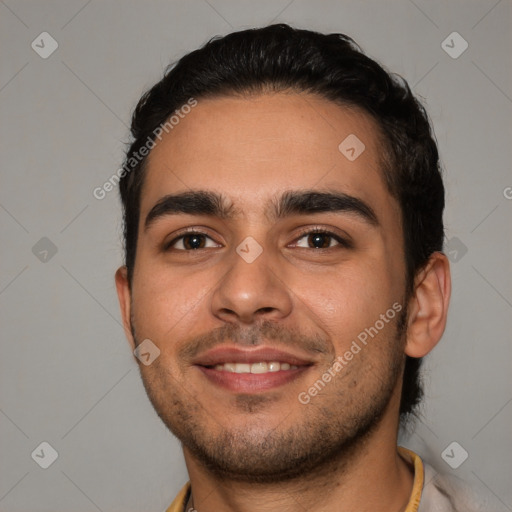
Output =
[{"x1": 114, "y1": 24, "x2": 494, "y2": 511}]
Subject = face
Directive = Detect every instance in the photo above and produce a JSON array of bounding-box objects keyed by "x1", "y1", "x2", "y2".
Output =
[{"x1": 117, "y1": 92, "x2": 409, "y2": 482}]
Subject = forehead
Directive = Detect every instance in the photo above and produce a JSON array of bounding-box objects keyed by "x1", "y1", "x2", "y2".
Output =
[{"x1": 140, "y1": 92, "x2": 397, "y2": 224}]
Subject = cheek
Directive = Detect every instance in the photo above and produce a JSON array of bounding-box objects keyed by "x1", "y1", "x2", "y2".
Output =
[
  {"x1": 131, "y1": 262, "x2": 210, "y2": 338},
  {"x1": 295, "y1": 261, "x2": 397, "y2": 335}
]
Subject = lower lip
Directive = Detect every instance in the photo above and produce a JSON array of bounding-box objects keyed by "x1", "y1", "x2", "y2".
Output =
[{"x1": 197, "y1": 365, "x2": 311, "y2": 393}]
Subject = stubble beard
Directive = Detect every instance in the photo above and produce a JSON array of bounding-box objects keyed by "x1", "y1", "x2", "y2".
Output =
[{"x1": 132, "y1": 308, "x2": 407, "y2": 484}]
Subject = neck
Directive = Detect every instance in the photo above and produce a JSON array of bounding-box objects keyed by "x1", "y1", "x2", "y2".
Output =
[{"x1": 182, "y1": 414, "x2": 414, "y2": 512}]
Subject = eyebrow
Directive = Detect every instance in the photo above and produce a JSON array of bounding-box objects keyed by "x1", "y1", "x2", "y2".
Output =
[{"x1": 144, "y1": 189, "x2": 379, "y2": 231}]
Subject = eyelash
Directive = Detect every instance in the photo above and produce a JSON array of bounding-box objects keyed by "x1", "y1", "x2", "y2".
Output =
[
  {"x1": 294, "y1": 227, "x2": 352, "y2": 249},
  {"x1": 164, "y1": 226, "x2": 351, "y2": 251}
]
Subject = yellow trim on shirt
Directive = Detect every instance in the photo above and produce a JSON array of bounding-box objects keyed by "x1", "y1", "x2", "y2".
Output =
[
  {"x1": 398, "y1": 446, "x2": 424, "y2": 512},
  {"x1": 165, "y1": 482, "x2": 190, "y2": 512},
  {"x1": 166, "y1": 447, "x2": 424, "y2": 512}
]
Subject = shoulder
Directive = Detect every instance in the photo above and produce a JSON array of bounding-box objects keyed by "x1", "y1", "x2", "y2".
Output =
[{"x1": 419, "y1": 461, "x2": 508, "y2": 512}]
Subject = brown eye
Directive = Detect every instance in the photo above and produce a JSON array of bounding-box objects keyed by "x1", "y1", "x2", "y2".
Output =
[
  {"x1": 293, "y1": 230, "x2": 350, "y2": 249},
  {"x1": 306, "y1": 232, "x2": 333, "y2": 249},
  {"x1": 166, "y1": 232, "x2": 220, "y2": 251}
]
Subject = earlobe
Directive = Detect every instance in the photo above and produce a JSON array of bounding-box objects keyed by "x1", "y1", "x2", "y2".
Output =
[
  {"x1": 115, "y1": 266, "x2": 135, "y2": 351},
  {"x1": 405, "y1": 252, "x2": 451, "y2": 358}
]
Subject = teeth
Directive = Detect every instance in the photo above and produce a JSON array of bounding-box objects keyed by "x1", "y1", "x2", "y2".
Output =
[
  {"x1": 235, "y1": 363, "x2": 251, "y2": 373},
  {"x1": 212, "y1": 362, "x2": 299, "y2": 373},
  {"x1": 268, "y1": 361, "x2": 280, "y2": 372},
  {"x1": 224, "y1": 362, "x2": 237, "y2": 372},
  {"x1": 251, "y1": 362, "x2": 268, "y2": 374}
]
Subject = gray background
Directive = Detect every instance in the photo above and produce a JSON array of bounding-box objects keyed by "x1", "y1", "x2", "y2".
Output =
[{"x1": 1, "y1": 0, "x2": 511, "y2": 510}]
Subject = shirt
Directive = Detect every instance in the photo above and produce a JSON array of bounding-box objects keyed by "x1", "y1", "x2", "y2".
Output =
[{"x1": 164, "y1": 447, "x2": 503, "y2": 512}]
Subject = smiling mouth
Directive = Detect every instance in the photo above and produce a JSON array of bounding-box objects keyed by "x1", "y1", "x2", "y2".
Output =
[
  {"x1": 196, "y1": 360, "x2": 312, "y2": 393},
  {"x1": 206, "y1": 361, "x2": 299, "y2": 373},
  {"x1": 192, "y1": 345, "x2": 316, "y2": 392}
]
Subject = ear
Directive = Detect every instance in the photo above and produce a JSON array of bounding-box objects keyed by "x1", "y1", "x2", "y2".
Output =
[
  {"x1": 405, "y1": 252, "x2": 451, "y2": 358},
  {"x1": 115, "y1": 266, "x2": 136, "y2": 351}
]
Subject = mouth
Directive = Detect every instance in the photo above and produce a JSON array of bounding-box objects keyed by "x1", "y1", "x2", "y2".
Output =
[
  {"x1": 193, "y1": 346, "x2": 315, "y2": 393},
  {"x1": 208, "y1": 361, "x2": 299, "y2": 373}
]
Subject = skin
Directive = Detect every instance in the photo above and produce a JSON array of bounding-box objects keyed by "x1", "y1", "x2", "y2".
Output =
[{"x1": 116, "y1": 91, "x2": 451, "y2": 512}]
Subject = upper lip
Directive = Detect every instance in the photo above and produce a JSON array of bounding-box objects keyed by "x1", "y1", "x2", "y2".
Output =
[{"x1": 192, "y1": 346, "x2": 315, "y2": 367}]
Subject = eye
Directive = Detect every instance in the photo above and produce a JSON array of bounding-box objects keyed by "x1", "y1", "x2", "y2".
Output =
[
  {"x1": 165, "y1": 230, "x2": 221, "y2": 251},
  {"x1": 164, "y1": 227, "x2": 351, "y2": 252},
  {"x1": 292, "y1": 228, "x2": 351, "y2": 249}
]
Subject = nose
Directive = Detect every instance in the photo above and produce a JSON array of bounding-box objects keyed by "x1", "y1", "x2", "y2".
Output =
[{"x1": 210, "y1": 243, "x2": 293, "y2": 325}]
